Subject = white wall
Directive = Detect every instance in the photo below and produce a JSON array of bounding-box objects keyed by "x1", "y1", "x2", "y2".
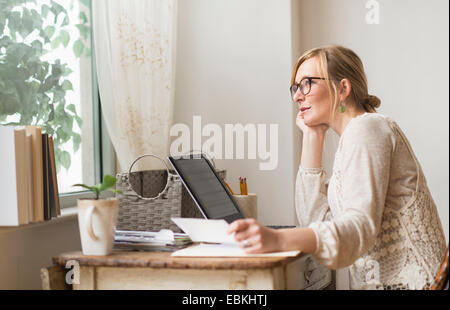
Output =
[
  {"x1": 297, "y1": 0, "x2": 449, "y2": 241},
  {"x1": 173, "y1": 0, "x2": 300, "y2": 225}
]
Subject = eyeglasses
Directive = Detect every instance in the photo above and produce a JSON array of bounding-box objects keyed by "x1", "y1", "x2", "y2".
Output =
[{"x1": 290, "y1": 77, "x2": 327, "y2": 98}]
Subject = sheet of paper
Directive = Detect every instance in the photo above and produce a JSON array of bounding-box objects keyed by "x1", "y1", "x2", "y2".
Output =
[
  {"x1": 171, "y1": 243, "x2": 301, "y2": 257},
  {"x1": 171, "y1": 217, "x2": 238, "y2": 245}
]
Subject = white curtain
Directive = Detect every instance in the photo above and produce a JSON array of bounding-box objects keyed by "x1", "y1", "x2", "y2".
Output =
[{"x1": 92, "y1": 0, "x2": 177, "y2": 171}]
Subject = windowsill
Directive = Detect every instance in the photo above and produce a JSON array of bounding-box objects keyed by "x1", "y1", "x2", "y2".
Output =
[
  {"x1": 0, "y1": 191, "x2": 115, "y2": 234},
  {"x1": 0, "y1": 206, "x2": 78, "y2": 234}
]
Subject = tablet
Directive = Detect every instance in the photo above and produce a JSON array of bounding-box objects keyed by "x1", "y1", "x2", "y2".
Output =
[{"x1": 168, "y1": 155, "x2": 245, "y2": 223}]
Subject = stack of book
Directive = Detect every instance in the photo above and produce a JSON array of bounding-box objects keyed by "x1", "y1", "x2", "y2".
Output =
[
  {"x1": 0, "y1": 125, "x2": 60, "y2": 226},
  {"x1": 113, "y1": 229, "x2": 192, "y2": 252}
]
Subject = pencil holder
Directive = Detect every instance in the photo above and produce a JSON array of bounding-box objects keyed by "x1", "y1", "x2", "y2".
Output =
[{"x1": 233, "y1": 194, "x2": 257, "y2": 219}]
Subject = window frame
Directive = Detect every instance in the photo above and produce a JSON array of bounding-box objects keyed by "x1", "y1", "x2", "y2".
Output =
[{"x1": 58, "y1": 3, "x2": 116, "y2": 208}]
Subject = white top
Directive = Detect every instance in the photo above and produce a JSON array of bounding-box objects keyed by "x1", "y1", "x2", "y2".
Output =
[{"x1": 295, "y1": 112, "x2": 447, "y2": 290}]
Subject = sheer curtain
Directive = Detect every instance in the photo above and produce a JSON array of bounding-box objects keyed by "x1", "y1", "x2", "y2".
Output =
[{"x1": 92, "y1": 0, "x2": 177, "y2": 171}]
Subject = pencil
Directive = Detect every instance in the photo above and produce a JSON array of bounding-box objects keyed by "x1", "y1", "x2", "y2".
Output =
[
  {"x1": 225, "y1": 182, "x2": 234, "y2": 195},
  {"x1": 239, "y1": 177, "x2": 245, "y2": 195}
]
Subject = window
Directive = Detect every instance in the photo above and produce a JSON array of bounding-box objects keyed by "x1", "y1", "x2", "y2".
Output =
[{"x1": 0, "y1": 0, "x2": 115, "y2": 207}]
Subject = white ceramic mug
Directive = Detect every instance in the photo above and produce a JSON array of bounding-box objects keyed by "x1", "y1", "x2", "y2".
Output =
[{"x1": 77, "y1": 198, "x2": 119, "y2": 256}]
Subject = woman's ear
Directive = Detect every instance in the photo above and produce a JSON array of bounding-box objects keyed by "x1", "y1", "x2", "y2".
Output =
[{"x1": 339, "y1": 79, "x2": 352, "y2": 102}]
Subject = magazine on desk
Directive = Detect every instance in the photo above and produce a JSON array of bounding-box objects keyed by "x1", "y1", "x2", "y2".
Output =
[
  {"x1": 170, "y1": 217, "x2": 301, "y2": 258},
  {"x1": 113, "y1": 229, "x2": 192, "y2": 252}
]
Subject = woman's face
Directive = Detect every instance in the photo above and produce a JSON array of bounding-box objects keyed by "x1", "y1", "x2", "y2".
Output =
[{"x1": 293, "y1": 57, "x2": 333, "y2": 126}]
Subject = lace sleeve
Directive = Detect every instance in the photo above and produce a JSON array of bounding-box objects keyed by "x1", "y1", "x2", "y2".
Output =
[{"x1": 295, "y1": 166, "x2": 331, "y2": 228}]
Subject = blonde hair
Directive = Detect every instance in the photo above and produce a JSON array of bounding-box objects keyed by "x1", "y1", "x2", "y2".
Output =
[{"x1": 291, "y1": 45, "x2": 380, "y2": 113}]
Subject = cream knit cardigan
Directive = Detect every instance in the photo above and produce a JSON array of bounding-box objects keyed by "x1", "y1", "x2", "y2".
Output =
[{"x1": 295, "y1": 113, "x2": 446, "y2": 290}]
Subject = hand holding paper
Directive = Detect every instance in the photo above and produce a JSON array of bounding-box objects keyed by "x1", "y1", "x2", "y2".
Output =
[{"x1": 171, "y1": 218, "x2": 300, "y2": 257}]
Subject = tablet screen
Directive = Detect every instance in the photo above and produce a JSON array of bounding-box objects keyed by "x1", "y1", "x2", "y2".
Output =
[{"x1": 168, "y1": 156, "x2": 244, "y2": 223}]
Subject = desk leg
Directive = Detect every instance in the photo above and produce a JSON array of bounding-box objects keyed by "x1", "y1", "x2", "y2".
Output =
[{"x1": 40, "y1": 265, "x2": 71, "y2": 290}]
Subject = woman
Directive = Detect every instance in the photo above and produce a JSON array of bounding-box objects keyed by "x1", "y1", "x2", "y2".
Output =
[{"x1": 227, "y1": 45, "x2": 447, "y2": 290}]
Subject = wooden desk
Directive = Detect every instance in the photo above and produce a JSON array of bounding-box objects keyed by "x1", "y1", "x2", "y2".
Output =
[{"x1": 44, "y1": 250, "x2": 315, "y2": 290}]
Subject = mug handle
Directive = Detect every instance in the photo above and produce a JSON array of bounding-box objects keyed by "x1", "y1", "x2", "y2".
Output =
[{"x1": 85, "y1": 205, "x2": 99, "y2": 241}]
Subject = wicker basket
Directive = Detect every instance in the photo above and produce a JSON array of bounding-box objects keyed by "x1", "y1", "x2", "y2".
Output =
[
  {"x1": 115, "y1": 154, "x2": 182, "y2": 232},
  {"x1": 115, "y1": 153, "x2": 226, "y2": 232}
]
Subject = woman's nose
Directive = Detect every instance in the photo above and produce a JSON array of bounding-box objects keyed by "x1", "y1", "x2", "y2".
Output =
[{"x1": 293, "y1": 89, "x2": 305, "y2": 103}]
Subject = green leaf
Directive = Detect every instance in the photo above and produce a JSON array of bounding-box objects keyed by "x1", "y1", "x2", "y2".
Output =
[
  {"x1": 41, "y1": 4, "x2": 50, "y2": 18},
  {"x1": 98, "y1": 175, "x2": 117, "y2": 192},
  {"x1": 51, "y1": 37, "x2": 61, "y2": 49},
  {"x1": 0, "y1": 36, "x2": 11, "y2": 48},
  {"x1": 73, "y1": 183, "x2": 99, "y2": 199},
  {"x1": 59, "y1": 30, "x2": 70, "y2": 48},
  {"x1": 50, "y1": 0, "x2": 66, "y2": 23},
  {"x1": 39, "y1": 76, "x2": 55, "y2": 93},
  {"x1": 72, "y1": 132, "x2": 81, "y2": 152},
  {"x1": 79, "y1": 12, "x2": 88, "y2": 24},
  {"x1": 80, "y1": 0, "x2": 91, "y2": 9},
  {"x1": 8, "y1": 12, "x2": 21, "y2": 32},
  {"x1": 53, "y1": 89, "x2": 65, "y2": 102},
  {"x1": 31, "y1": 40, "x2": 43, "y2": 53},
  {"x1": 73, "y1": 39, "x2": 84, "y2": 58},
  {"x1": 52, "y1": 63, "x2": 63, "y2": 77},
  {"x1": 84, "y1": 47, "x2": 91, "y2": 58},
  {"x1": 55, "y1": 162, "x2": 61, "y2": 174},
  {"x1": 74, "y1": 115, "x2": 83, "y2": 128},
  {"x1": 108, "y1": 189, "x2": 123, "y2": 195},
  {"x1": 44, "y1": 25, "x2": 56, "y2": 40},
  {"x1": 21, "y1": 8, "x2": 34, "y2": 38},
  {"x1": 60, "y1": 150, "x2": 71, "y2": 169},
  {"x1": 62, "y1": 66, "x2": 73, "y2": 77},
  {"x1": 66, "y1": 103, "x2": 76, "y2": 113},
  {"x1": 75, "y1": 24, "x2": 89, "y2": 40},
  {"x1": 31, "y1": 9, "x2": 43, "y2": 30},
  {"x1": 61, "y1": 80, "x2": 73, "y2": 91},
  {"x1": 62, "y1": 15, "x2": 69, "y2": 27},
  {"x1": 72, "y1": 183, "x2": 95, "y2": 191}
]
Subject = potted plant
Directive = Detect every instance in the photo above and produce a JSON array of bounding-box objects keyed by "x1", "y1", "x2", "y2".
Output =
[{"x1": 72, "y1": 175, "x2": 122, "y2": 256}]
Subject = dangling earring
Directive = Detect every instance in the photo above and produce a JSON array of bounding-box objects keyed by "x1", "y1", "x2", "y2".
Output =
[{"x1": 339, "y1": 102, "x2": 345, "y2": 113}]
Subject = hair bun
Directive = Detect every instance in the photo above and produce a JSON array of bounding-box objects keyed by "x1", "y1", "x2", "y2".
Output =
[{"x1": 363, "y1": 95, "x2": 381, "y2": 110}]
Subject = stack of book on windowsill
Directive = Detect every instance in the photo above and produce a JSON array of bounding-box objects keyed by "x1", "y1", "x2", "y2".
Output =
[
  {"x1": 113, "y1": 229, "x2": 192, "y2": 252},
  {"x1": 0, "y1": 125, "x2": 60, "y2": 227}
]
